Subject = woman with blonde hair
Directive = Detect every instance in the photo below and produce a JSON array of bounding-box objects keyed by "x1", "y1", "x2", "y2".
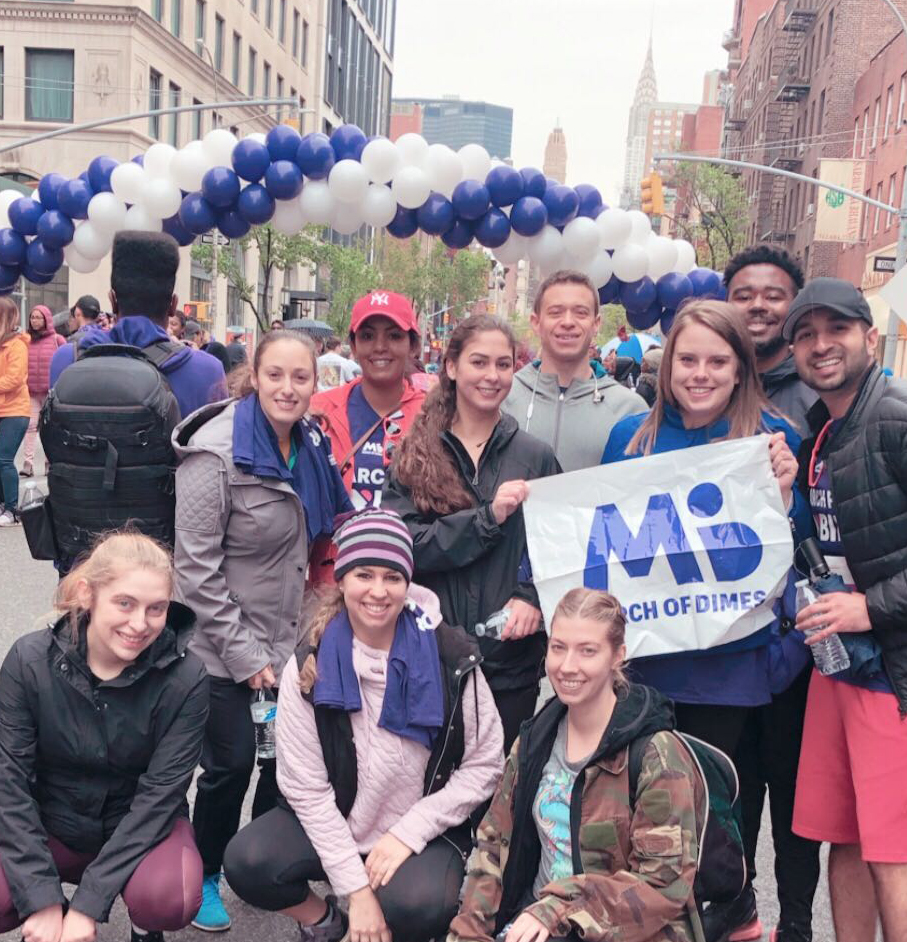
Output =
[
  {"x1": 449, "y1": 586, "x2": 705, "y2": 942},
  {"x1": 0, "y1": 296, "x2": 30, "y2": 525},
  {"x1": 0, "y1": 531, "x2": 208, "y2": 942}
]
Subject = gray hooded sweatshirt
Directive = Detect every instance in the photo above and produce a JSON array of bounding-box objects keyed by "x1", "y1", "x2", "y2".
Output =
[
  {"x1": 502, "y1": 363, "x2": 648, "y2": 472},
  {"x1": 759, "y1": 354, "x2": 817, "y2": 437}
]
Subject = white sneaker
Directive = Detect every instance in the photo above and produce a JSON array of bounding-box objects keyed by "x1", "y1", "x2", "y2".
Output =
[{"x1": 0, "y1": 510, "x2": 19, "y2": 527}]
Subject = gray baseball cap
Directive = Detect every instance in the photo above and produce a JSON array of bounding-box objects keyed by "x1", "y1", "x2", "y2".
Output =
[{"x1": 782, "y1": 277, "x2": 873, "y2": 341}]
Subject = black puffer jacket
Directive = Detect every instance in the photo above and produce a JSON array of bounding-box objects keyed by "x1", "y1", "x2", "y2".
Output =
[
  {"x1": 383, "y1": 413, "x2": 561, "y2": 691},
  {"x1": 796, "y1": 365, "x2": 907, "y2": 713},
  {"x1": 0, "y1": 606, "x2": 209, "y2": 922}
]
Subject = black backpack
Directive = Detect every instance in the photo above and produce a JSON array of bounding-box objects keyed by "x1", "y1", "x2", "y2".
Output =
[
  {"x1": 628, "y1": 731, "x2": 747, "y2": 910},
  {"x1": 39, "y1": 342, "x2": 182, "y2": 560}
]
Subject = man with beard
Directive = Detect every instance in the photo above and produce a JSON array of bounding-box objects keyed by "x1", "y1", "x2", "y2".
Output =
[
  {"x1": 786, "y1": 279, "x2": 907, "y2": 942},
  {"x1": 725, "y1": 246, "x2": 817, "y2": 434}
]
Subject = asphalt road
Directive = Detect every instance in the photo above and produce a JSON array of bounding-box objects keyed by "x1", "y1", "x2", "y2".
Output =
[{"x1": 0, "y1": 454, "x2": 844, "y2": 940}]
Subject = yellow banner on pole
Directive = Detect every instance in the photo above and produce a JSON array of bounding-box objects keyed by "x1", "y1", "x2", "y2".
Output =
[{"x1": 814, "y1": 159, "x2": 868, "y2": 243}]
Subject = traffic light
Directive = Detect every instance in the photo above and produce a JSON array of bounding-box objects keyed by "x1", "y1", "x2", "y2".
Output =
[{"x1": 640, "y1": 173, "x2": 665, "y2": 216}]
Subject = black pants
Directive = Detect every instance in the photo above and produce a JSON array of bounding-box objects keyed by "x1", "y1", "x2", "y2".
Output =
[
  {"x1": 224, "y1": 806, "x2": 465, "y2": 942},
  {"x1": 673, "y1": 701, "x2": 752, "y2": 757},
  {"x1": 492, "y1": 684, "x2": 540, "y2": 756},
  {"x1": 735, "y1": 666, "x2": 820, "y2": 930},
  {"x1": 193, "y1": 677, "x2": 280, "y2": 875}
]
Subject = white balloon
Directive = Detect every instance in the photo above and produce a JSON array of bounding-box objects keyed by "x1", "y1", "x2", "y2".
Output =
[
  {"x1": 425, "y1": 144, "x2": 463, "y2": 198},
  {"x1": 298, "y1": 180, "x2": 335, "y2": 226},
  {"x1": 110, "y1": 162, "x2": 147, "y2": 205},
  {"x1": 611, "y1": 243, "x2": 649, "y2": 283},
  {"x1": 647, "y1": 235, "x2": 679, "y2": 281},
  {"x1": 395, "y1": 133, "x2": 429, "y2": 168},
  {"x1": 361, "y1": 184, "x2": 398, "y2": 228},
  {"x1": 527, "y1": 225, "x2": 563, "y2": 269},
  {"x1": 494, "y1": 233, "x2": 529, "y2": 266},
  {"x1": 673, "y1": 239, "x2": 697, "y2": 273},
  {"x1": 170, "y1": 142, "x2": 208, "y2": 193},
  {"x1": 626, "y1": 209, "x2": 652, "y2": 244},
  {"x1": 142, "y1": 177, "x2": 183, "y2": 220},
  {"x1": 327, "y1": 159, "x2": 370, "y2": 205},
  {"x1": 87, "y1": 192, "x2": 128, "y2": 235},
  {"x1": 360, "y1": 138, "x2": 401, "y2": 185},
  {"x1": 584, "y1": 251, "x2": 614, "y2": 289},
  {"x1": 391, "y1": 166, "x2": 431, "y2": 210},
  {"x1": 271, "y1": 198, "x2": 305, "y2": 235},
  {"x1": 143, "y1": 143, "x2": 177, "y2": 179},
  {"x1": 203, "y1": 128, "x2": 239, "y2": 169},
  {"x1": 123, "y1": 204, "x2": 163, "y2": 232},
  {"x1": 0, "y1": 190, "x2": 20, "y2": 228},
  {"x1": 561, "y1": 216, "x2": 601, "y2": 262},
  {"x1": 246, "y1": 132, "x2": 268, "y2": 146},
  {"x1": 596, "y1": 207, "x2": 632, "y2": 250},
  {"x1": 332, "y1": 202, "x2": 365, "y2": 235},
  {"x1": 63, "y1": 244, "x2": 101, "y2": 274},
  {"x1": 72, "y1": 221, "x2": 112, "y2": 260},
  {"x1": 458, "y1": 143, "x2": 492, "y2": 182}
]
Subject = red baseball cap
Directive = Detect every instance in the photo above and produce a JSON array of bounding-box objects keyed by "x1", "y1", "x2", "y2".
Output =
[{"x1": 349, "y1": 290, "x2": 419, "y2": 334}]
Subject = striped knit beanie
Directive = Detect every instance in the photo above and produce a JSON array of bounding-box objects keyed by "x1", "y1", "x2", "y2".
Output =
[{"x1": 332, "y1": 509, "x2": 414, "y2": 583}]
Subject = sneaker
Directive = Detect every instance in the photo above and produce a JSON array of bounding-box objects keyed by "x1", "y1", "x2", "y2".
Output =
[
  {"x1": 130, "y1": 929, "x2": 165, "y2": 942},
  {"x1": 191, "y1": 873, "x2": 232, "y2": 932},
  {"x1": 770, "y1": 926, "x2": 811, "y2": 942},
  {"x1": 299, "y1": 895, "x2": 348, "y2": 942},
  {"x1": 0, "y1": 510, "x2": 20, "y2": 527},
  {"x1": 19, "y1": 461, "x2": 33, "y2": 478},
  {"x1": 702, "y1": 885, "x2": 763, "y2": 942}
]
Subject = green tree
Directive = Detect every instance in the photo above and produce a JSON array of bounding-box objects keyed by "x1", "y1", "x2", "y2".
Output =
[{"x1": 669, "y1": 162, "x2": 749, "y2": 271}]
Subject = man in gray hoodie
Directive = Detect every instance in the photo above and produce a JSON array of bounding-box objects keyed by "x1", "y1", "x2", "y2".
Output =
[{"x1": 502, "y1": 270, "x2": 646, "y2": 472}]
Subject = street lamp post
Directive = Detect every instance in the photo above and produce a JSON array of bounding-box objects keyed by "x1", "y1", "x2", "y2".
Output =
[{"x1": 196, "y1": 39, "x2": 221, "y2": 337}]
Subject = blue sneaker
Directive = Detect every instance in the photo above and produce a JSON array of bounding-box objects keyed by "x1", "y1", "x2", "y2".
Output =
[{"x1": 192, "y1": 873, "x2": 232, "y2": 932}]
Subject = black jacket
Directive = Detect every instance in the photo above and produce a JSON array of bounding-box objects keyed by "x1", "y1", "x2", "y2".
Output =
[
  {"x1": 382, "y1": 413, "x2": 561, "y2": 692},
  {"x1": 0, "y1": 606, "x2": 209, "y2": 922},
  {"x1": 796, "y1": 365, "x2": 907, "y2": 712},
  {"x1": 760, "y1": 354, "x2": 817, "y2": 437}
]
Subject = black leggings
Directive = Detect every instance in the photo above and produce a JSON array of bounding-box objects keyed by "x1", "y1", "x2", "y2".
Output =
[
  {"x1": 224, "y1": 806, "x2": 465, "y2": 942},
  {"x1": 672, "y1": 701, "x2": 752, "y2": 757}
]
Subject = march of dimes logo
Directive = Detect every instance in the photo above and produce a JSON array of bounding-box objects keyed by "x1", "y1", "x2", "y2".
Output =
[{"x1": 584, "y1": 481, "x2": 768, "y2": 624}]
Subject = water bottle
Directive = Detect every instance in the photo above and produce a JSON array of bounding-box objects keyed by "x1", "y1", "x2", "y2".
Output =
[
  {"x1": 250, "y1": 689, "x2": 277, "y2": 759},
  {"x1": 20, "y1": 481, "x2": 42, "y2": 510},
  {"x1": 474, "y1": 608, "x2": 511, "y2": 639}
]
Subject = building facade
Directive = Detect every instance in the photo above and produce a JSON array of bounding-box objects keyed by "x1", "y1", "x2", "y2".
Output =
[
  {"x1": 620, "y1": 38, "x2": 658, "y2": 210},
  {"x1": 543, "y1": 125, "x2": 567, "y2": 183},
  {"x1": 391, "y1": 96, "x2": 513, "y2": 159}
]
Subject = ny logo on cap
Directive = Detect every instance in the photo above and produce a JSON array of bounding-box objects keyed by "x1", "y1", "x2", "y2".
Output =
[{"x1": 370, "y1": 292, "x2": 390, "y2": 306}]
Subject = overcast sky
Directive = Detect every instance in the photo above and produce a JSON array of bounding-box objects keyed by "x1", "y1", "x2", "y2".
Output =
[{"x1": 392, "y1": 0, "x2": 732, "y2": 204}]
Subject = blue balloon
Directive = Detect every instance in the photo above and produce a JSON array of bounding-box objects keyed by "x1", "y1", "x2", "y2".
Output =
[
  {"x1": 510, "y1": 196, "x2": 548, "y2": 237},
  {"x1": 26, "y1": 240, "x2": 64, "y2": 276},
  {"x1": 38, "y1": 173, "x2": 67, "y2": 211},
  {"x1": 627, "y1": 302, "x2": 663, "y2": 331},
  {"x1": 264, "y1": 160, "x2": 304, "y2": 200},
  {"x1": 715, "y1": 283, "x2": 728, "y2": 301},
  {"x1": 574, "y1": 184, "x2": 603, "y2": 219},
  {"x1": 416, "y1": 193, "x2": 455, "y2": 236},
  {"x1": 217, "y1": 207, "x2": 251, "y2": 239},
  {"x1": 0, "y1": 262, "x2": 20, "y2": 290},
  {"x1": 689, "y1": 267, "x2": 722, "y2": 297},
  {"x1": 598, "y1": 276, "x2": 621, "y2": 305},
  {"x1": 237, "y1": 184, "x2": 276, "y2": 224},
  {"x1": 441, "y1": 218, "x2": 475, "y2": 250},
  {"x1": 162, "y1": 212, "x2": 196, "y2": 247},
  {"x1": 620, "y1": 277, "x2": 657, "y2": 314},
  {"x1": 267, "y1": 125, "x2": 302, "y2": 162},
  {"x1": 296, "y1": 133, "x2": 336, "y2": 179},
  {"x1": 543, "y1": 184, "x2": 579, "y2": 227},
  {"x1": 661, "y1": 309, "x2": 677, "y2": 334},
  {"x1": 178, "y1": 193, "x2": 217, "y2": 235},
  {"x1": 474, "y1": 208, "x2": 511, "y2": 248},
  {"x1": 202, "y1": 167, "x2": 242, "y2": 208},
  {"x1": 36, "y1": 210, "x2": 75, "y2": 249},
  {"x1": 131, "y1": 154, "x2": 145, "y2": 166},
  {"x1": 485, "y1": 166, "x2": 524, "y2": 208},
  {"x1": 8, "y1": 198, "x2": 44, "y2": 236},
  {"x1": 0, "y1": 229, "x2": 27, "y2": 267},
  {"x1": 88, "y1": 156, "x2": 119, "y2": 194},
  {"x1": 21, "y1": 264, "x2": 55, "y2": 285},
  {"x1": 330, "y1": 124, "x2": 368, "y2": 161},
  {"x1": 57, "y1": 178, "x2": 94, "y2": 220},
  {"x1": 385, "y1": 206, "x2": 419, "y2": 239},
  {"x1": 519, "y1": 167, "x2": 547, "y2": 199},
  {"x1": 656, "y1": 272, "x2": 694, "y2": 310},
  {"x1": 451, "y1": 180, "x2": 490, "y2": 222},
  {"x1": 232, "y1": 138, "x2": 272, "y2": 183}
]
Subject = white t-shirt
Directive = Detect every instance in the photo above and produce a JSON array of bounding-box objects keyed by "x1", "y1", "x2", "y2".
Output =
[{"x1": 317, "y1": 351, "x2": 360, "y2": 390}]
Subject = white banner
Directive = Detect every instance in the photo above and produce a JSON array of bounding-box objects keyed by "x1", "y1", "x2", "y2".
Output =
[
  {"x1": 524, "y1": 437, "x2": 793, "y2": 658},
  {"x1": 814, "y1": 158, "x2": 868, "y2": 244}
]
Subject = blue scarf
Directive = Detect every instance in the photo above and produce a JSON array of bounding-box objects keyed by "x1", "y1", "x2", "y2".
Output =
[
  {"x1": 313, "y1": 604, "x2": 445, "y2": 749},
  {"x1": 232, "y1": 394, "x2": 352, "y2": 542}
]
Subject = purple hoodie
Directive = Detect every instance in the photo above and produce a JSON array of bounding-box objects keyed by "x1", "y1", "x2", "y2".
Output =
[{"x1": 49, "y1": 316, "x2": 227, "y2": 419}]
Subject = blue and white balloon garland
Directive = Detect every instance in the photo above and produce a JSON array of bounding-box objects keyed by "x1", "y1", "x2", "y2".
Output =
[{"x1": 0, "y1": 123, "x2": 726, "y2": 333}]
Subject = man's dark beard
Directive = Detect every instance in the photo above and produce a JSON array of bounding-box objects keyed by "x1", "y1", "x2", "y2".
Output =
[{"x1": 754, "y1": 335, "x2": 787, "y2": 360}]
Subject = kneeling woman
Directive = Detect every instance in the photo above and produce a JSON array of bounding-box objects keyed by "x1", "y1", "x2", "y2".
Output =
[
  {"x1": 0, "y1": 533, "x2": 208, "y2": 942},
  {"x1": 225, "y1": 509, "x2": 504, "y2": 942},
  {"x1": 449, "y1": 587, "x2": 704, "y2": 942}
]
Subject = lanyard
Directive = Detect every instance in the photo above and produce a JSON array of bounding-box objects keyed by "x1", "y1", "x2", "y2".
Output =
[{"x1": 807, "y1": 419, "x2": 834, "y2": 489}]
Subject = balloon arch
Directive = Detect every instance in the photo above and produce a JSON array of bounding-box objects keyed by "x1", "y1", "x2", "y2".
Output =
[{"x1": 0, "y1": 123, "x2": 725, "y2": 333}]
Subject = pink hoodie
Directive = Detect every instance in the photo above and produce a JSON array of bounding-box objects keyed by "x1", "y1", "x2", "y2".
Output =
[{"x1": 26, "y1": 305, "x2": 64, "y2": 396}]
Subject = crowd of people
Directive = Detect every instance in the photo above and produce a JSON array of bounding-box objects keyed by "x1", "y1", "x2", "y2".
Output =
[{"x1": 0, "y1": 228, "x2": 905, "y2": 942}]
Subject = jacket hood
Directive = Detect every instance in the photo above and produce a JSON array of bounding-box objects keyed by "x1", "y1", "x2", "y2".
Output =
[
  {"x1": 29, "y1": 305, "x2": 54, "y2": 337},
  {"x1": 311, "y1": 375, "x2": 423, "y2": 422},
  {"x1": 514, "y1": 360, "x2": 620, "y2": 403},
  {"x1": 109, "y1": 316, "x2": 192, "y2": 373},
  {"x1": 1, "y1": 331, "x2": 30, "y2": 350},
  {"x1": 172, "y1": 397, "x2": 235, "y2": 462}
]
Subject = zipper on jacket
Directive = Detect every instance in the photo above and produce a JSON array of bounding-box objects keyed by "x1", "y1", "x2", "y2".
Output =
[
  {"x1": 426, "y1": 661, "x2": 479, "y2": 793},
  {"x1": 552, "y1": 391, "x2": 564, "y2": 456}
]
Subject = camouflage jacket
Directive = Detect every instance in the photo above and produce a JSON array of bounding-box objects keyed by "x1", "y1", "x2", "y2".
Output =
[{"x1": 448, "y1": 687, "x2": 705, "y2": 942}]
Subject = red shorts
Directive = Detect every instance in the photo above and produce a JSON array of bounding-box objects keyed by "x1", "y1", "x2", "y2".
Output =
[{"x1": 793, "y1": 670, "x2": 907, "y2": 863}]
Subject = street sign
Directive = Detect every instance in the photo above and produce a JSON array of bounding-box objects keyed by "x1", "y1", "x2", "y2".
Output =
[
  {"x1": 200, "y1": 233, "x2": 230, "y2": 246},
  {"x1": 873, "y1": 256, "x2": 897, "y2": 273}
]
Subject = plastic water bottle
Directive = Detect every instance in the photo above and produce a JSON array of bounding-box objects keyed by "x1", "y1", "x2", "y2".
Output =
[
  {"x1": 795, "y1": 579, "x2": 851, "y2": 675},
  {"x1": 474, "y1": 608, "x2": 511, "y2": 639},
  {"x1": 250, "y1": 689, "x2": 277, "y2": 759},
  {"x1": 20, "y1": 481, "x2": 42, "y2": 510}
]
